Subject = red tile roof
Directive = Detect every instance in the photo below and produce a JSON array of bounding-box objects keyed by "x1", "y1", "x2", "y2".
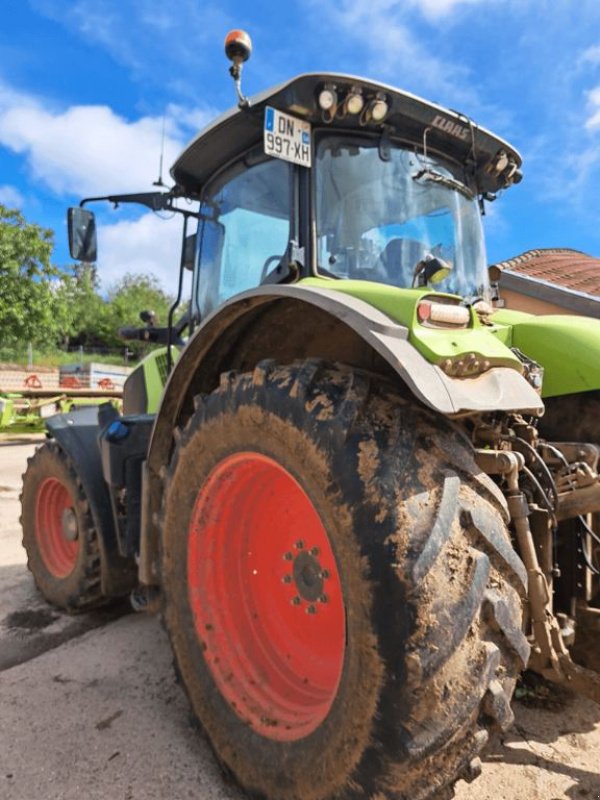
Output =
[{"x1": 493, "y1": 248, "x2": 600, "y2": 298}]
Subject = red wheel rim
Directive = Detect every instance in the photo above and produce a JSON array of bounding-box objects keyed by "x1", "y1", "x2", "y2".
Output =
[
  {"x1": 35, "y1": 478, "x2": 79, "y2": 578},
  {"x1": 188, "y1": 452, "x2": 346, "y2": 742}
]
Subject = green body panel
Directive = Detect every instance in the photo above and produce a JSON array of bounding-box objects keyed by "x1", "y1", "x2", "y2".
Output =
[
  {"x1": 300, "y1": 278, "x2": 522, "y2": 370},
  {"x1": 0, "y1": 396, "x2": 15, "y2": 428},
  {"x1": 506, "y1": 315, "x2": 600, "y2": 398},
  {"x1": 0, "y1": 393, "x2": 121, "y2": 432},
  {"x1": 485, "y1": 308, "x2": 533, "y2": 348},
  {"x1": 140, "y1": 347, "x2": 175, "y2": 414}
]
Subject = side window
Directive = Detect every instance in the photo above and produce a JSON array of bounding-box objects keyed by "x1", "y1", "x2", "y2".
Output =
[{"x1": 195, "y1": 157, "x2": 292, "y2": 318}]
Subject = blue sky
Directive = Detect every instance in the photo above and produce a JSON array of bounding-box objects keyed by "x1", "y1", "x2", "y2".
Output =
[{"x1": 2, "y1": 0, "x2": 600, "y2": 291}]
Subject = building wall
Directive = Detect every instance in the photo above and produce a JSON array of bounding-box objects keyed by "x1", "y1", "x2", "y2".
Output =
[{"x1": 499, "y1": 287, "x2": 578, "y2": 316}]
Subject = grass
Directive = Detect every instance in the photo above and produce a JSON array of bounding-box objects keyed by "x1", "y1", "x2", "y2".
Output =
[{"x1": 0, "y1": 347, "x2": 130, "y2": 368}]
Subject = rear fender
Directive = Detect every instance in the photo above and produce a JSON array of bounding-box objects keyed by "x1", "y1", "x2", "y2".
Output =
[
  {"x1": 46, "y1": 405, "x2": 136, "y2": 597},
  {"x1": 141, "y1": 284, "x2": 543, "y2": 584}
]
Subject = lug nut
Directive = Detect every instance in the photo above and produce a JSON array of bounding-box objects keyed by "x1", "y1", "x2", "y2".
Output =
[
  {"x1": 310, "y1": 546, "x2": 320, "y2": 556},
  {"x1": 282, "y1": 575, "x2": 292, "y2": 584},
  {"x1": 295, "y1": 540, "x2": 304, "y2": 550},
  {"x1": 291, "y1": 596, "x2": 301, "y2": 606},
  {"x1": 283, "y1": 552, "x2": 293, "y2": 561},
  {"x1": 321, "y1": 569, "x2": 330, "y2": 579},
  {"x1": 306, "y1": 605, "x2": 317, "y2": 615},
  {"x1": 319, "y1": 594, "x2": 328, "y2": 604}
]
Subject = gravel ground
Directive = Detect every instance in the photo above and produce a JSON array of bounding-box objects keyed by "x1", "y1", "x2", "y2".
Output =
[{"x1": 1, "y1": 438, "x2": 599, "y2": 800}]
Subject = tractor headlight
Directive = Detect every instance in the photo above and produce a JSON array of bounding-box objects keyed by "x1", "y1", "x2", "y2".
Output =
[
  {"x1": 370, "y1": 95, "x2": 389, "y2": 122},
  {"x1": 360, "y1": 92, "x2": 389, "y2": 125},
  {"x1": 344, "y1": 88, "x2": 364, "y2": 115},
  {"x1": 318, "y1": 86, "x2": 337, "y2": 111}
]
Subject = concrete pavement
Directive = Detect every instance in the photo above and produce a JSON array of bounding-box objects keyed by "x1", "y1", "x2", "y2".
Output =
[{"x1": 0, "y1": 438, "x2": 237, "y2": 800}]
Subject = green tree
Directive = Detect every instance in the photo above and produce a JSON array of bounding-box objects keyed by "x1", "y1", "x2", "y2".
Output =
[
  {"x1": 104, "y1": 272, "x2": 174, "y2": 351},
  {"x1": 56, "y1": 263, "x2": 108, "y2": 347},
  {"x1": 0, "y1": 204, "x2": 65, "y2": 348}
]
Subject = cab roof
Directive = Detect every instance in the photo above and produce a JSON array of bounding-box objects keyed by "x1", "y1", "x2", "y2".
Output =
[{"x1": 171, "y1": 72, "x2": 522, "y2": 196}]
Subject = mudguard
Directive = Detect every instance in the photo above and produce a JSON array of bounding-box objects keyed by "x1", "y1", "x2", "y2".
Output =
[
  {"x1": 140, "y1": 284, "x2": 543, "y2": 584},
  {"x1": 46, "y1": 405, "x2": 136, "y2": 597}
]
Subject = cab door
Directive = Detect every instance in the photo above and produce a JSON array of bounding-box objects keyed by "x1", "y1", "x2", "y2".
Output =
[{"x1": 192, "y1": 153, "x2": 295, "y2": 320}]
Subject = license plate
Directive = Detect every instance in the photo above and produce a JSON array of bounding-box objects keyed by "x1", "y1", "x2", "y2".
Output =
[{"x1": 264, "y1": 106, "x2": 311, "y2": 168}]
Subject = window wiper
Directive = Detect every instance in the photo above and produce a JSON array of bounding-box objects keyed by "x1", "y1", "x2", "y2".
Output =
[{"x1": 412, "y1": 168, "x2": 474, "y2": 200}]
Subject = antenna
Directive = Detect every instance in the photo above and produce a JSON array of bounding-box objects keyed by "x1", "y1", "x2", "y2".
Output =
[
  {"x1": 153, "y1": 113, "x2": 167, "y2": 188},
  {"x1": 224, "y1": 29, "x2": 252, "y2": 108}
]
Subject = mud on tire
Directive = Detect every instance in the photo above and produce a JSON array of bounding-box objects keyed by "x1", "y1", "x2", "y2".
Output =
[
  {"x1": 161, "y1": 361, "x2": 529, "y2": 800},
  {"x1": 20, "y1": 440, "x2": 103, "y2": 611}
]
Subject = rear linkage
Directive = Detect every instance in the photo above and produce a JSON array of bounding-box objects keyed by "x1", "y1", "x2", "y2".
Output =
[{"x1": 473, "y1": 418, "x2": 600, "y2": 704}]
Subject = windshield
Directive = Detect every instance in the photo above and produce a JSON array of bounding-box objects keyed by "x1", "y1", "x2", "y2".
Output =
[{"x1": 314, "y1": 136, "x2": 489, "y2": 298}]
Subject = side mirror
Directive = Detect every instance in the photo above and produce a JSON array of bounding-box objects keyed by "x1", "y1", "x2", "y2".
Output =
[{"x1": 68, "y1": 207, "x2": 97, "y2": 262}]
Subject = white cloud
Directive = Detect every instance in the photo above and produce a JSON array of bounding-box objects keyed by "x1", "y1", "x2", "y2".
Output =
[
  {"x1": 410, "y1": 0, "x2": 484, "y2": 19},
  {"x1": 0, "y1": 184, "x2": 24, "y2": 208},
  {"x1": 580, "y1": 45, "x2": 600, "y2": 66},
  {"x1": 97, "y1": 211, "x2": 187, "y2": 294},
  {"x1": 585, "y1": 85, "x2": 600, "y2": 130},
  {"x1": 314, "y1": 0, "x2": 475, "y2": 104},
  {"x1": 0, "y1": 79, "x2": 219, "y2": 293},
  {"x1": 0, "y1": 82, "x2": 215, "y2": 198},
  {"x1": 30, "y1": 0, "x2": 232, "y2": 86}
]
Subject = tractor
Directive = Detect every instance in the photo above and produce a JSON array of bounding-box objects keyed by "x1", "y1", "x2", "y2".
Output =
[{"x1": 21, "y1": 30, "x2": 600, "y2": 800}]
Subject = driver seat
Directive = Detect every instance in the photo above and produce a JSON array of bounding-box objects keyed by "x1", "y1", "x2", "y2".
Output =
[{"x1": 377, "y1": 238, "x2": 425, "y2": 287}]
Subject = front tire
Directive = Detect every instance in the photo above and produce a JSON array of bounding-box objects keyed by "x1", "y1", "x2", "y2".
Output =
[
  {"x1": 20, "y1": 440, "x2": 103, "y2": 611},
  {"x1": 161, "y1": 361, "x2": 529, "y2": 800}
]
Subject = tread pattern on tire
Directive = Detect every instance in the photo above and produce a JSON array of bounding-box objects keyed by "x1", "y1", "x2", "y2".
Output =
[
  {"x1": 20, "y1": 439, "x2": 103, "y2": 611},
  {"x1": 160, "y1": 360, "x2": 527, "y2": 800}
]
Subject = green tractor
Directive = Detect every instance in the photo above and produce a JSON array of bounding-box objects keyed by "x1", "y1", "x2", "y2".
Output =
[{"x1": 21, "y1": 30, "x2": 600, "y2": 800}]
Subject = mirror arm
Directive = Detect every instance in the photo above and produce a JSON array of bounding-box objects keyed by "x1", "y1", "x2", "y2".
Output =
[{"x1": 79, "y1": 191, "x2": 204, "y2": 219}]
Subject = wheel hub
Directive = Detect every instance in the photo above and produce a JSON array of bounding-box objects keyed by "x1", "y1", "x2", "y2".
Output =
[
  {"x1": 61, "y1": 507, "x2": 79, "y2": 542},
  {"x1": 292, "y1": 550, "x2": 323, "y2": 600}
]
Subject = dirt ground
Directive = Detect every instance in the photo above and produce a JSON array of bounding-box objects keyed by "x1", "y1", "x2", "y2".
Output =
[{"x1": 1, "y1": 438, "x2": 599, "y2": 800}]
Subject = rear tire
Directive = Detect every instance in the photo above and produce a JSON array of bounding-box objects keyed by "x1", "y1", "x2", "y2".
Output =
[
  {"x1": 20, "y1": 440, "x2": 103, "y2": 611},
  {"x1": 161, "y1": 361, "x2": 528, "y2": 800}
]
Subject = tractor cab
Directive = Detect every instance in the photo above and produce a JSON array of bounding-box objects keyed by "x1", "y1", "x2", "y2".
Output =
[{"x1": 175, "y1": 71, "x2": 522, "y2": 320}]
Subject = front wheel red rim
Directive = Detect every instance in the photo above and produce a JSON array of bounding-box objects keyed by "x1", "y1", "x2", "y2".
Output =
[
  {"x1": 35, "y1": 478, "x2": 79, "y2": 578},
  {"x1": 187, "y1": 452, "x2": 346, "y2": 742}
]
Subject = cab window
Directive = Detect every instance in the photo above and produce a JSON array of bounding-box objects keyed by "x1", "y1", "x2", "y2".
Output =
[{"x1": 194, "y1": 156, "x2": 292, "y2": 319}]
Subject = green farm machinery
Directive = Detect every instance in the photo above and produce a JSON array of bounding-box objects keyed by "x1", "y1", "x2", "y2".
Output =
[{"x1": 20, "y1": 30, "x2": 600, "y2": 800}]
